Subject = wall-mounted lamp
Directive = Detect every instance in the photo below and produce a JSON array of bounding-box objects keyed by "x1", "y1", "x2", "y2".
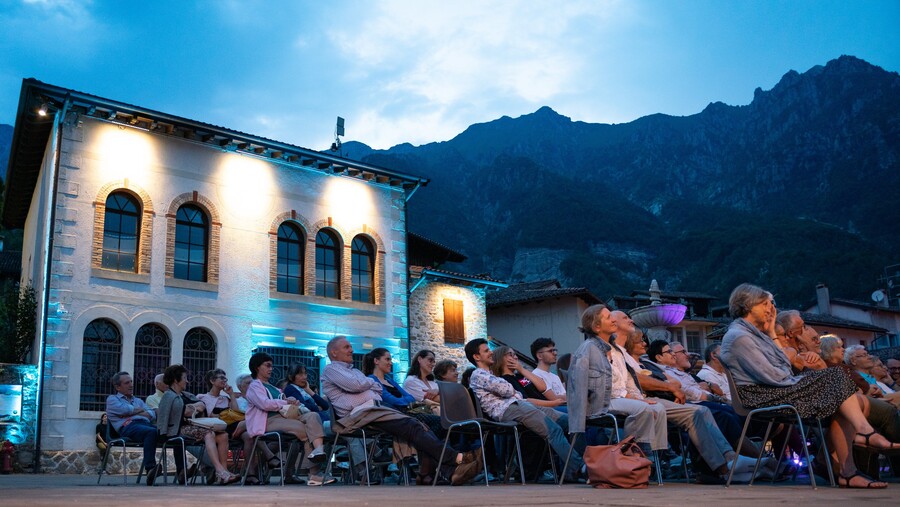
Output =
[{"x1": 37, "y1": 104, "x2": 49, "y2": 117}]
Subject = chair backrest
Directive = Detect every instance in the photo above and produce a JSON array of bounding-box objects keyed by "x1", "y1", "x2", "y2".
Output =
[
  {"x1": 436, "y1": 381, "x2": 478, "y2": 429},
  {"x1": 557, "y1": 353, "x2": 571, "y2": 385},
  {"x1": 722, "y1": 367, "x2": 750, "y2": 417}
]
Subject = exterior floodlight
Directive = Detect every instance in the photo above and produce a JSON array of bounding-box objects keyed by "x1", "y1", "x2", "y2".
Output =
[{"x1": 37, "y1": 104, "x2": 49, "y2": 117}]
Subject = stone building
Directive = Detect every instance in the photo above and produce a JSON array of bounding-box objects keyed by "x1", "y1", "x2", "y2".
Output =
[
  {"x1": 407, "y1": 233, "x2": 506, "y2": 368},
  {"x1": 1, "y1": 79, "x2": 428, "y2": 470}
]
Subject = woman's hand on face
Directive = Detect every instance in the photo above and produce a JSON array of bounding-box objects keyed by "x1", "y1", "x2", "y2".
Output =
[{"x1": 224, "y1": 384, "x2": 234, "y2": 395}]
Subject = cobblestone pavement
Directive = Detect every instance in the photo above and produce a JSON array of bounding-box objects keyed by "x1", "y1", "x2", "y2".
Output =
[{"x1": 0, "y1": 473, "x2": 897, "y2": 507}]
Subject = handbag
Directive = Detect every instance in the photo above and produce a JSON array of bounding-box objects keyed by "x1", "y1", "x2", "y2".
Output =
[
  {"x1": 583, "y1": 435, "x2": 652, "y2": 489},
  {"x1": 218, "y1": 408, "x2": 245, "y2": 425},
  {"x1": 279, "y1": 403, "x2": 301, "y2": 419},
  {"x1": 189, "y1": 413, "x2": 227, "y2": 431}
]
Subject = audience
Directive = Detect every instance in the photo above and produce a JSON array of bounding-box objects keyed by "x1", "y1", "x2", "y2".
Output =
[
  {"x1": 720, "y1": 283, "x2": 897, "y2": 489},
  {"x1": 845, "y1": 345, "x2": 900, "y2": 408},
  {"x1": 697, "y1": 343, "x2": 731, "y2": 403},
  {"x1": 775, "y1": 310, "x2": 826, "y2": 372},
  {"x1": 433, "y1": 360, "x2": 459, "y2": 383},
  {"x1": 322, "y1": 336, "x2": 481, "y2": 486},
  {"x1": 156, "y1": 364, "x2": 238, "y2": 485},
  {"x1": 887, "y1": 358, "x2": 900, "y2": 385},
  {"x1": 363, "y1": 348, "x2": 415, "y2": 411},
  {"x1": 491, "y1": 345, "x2": 565, "y2": 409},
  {"x1": 144, "y1": 374, "x2": 167, "y2": 409},
  {"x1": 403, "y1": 349, "x2": 441, "y2": 410},
  {"x1": 198, "y1": 368, "x2": 241, "y2": 434}
]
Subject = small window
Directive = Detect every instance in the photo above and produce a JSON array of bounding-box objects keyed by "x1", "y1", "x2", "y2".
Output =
[
  {"x1": 315, "y1": 229, "x2": 340, "y2": 298},
  {"x1": 443, "y1": 298, "x2": 465, "y2": 344},
  {"x1": 351, "y1": 236, "x2": 375, "y2": 303},
  {"x1": 79, "y1": 319, "x2": 122, "y2": 411},
  {"x1": 102, "y1": 192, "x2": 140, "y2": 272},
  {"x1": 277, "y1": 223, "x2": 304, "y2": 294},
  {"x1": 174, "y1": 205, "x2": 208, "y2": 282}
]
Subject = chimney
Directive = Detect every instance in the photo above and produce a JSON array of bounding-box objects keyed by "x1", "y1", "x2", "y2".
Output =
[{"x1": 816, "y1": 284, "x2": 831, "y2": 315}]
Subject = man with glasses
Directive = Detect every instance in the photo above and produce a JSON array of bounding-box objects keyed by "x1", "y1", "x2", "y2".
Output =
[
  {"x1": 530, "y1": 337, "x2": 566, "y2": 400},
  {"x1": 887, "y1": 358, "x2": 900, "y2": 385},
  {"x1": 775, "y1": 310, "x2": 826, "y2": 372},
  {"x1": 846, "y1": 345, "x2": 900, "y2": 408}
]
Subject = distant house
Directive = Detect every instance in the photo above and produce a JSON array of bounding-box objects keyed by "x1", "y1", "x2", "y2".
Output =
[
  {"x1": 609, "y1": 289, "x2": 725, "y2": 355},
  {"x1": 408, "y1": 233, "x2": 507, "y2": 368},
  {"x1": 804, "y1": 284, "x2": 897, "y2": 350},
  {"x1": 487, "y1": 279, "x2": 600, "y2": 360}
]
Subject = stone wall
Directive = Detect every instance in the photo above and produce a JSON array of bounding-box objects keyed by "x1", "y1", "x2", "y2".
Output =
[{"x1": 408, "y1": 279, "x2": 487, "y2": 369}]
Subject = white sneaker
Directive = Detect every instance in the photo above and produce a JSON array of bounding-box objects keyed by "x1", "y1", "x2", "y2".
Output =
[{"x1": 727, "y1": 454, "x2": 758, "y2": 475}]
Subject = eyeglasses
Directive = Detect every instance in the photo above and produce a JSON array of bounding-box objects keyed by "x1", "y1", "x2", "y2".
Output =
[
  {"x1": 505, "y1": 351, "x2": 518, "y2": 357},
  {"x1": 661, "y1": 349, "x2": 673, "y2": 355},
  {"x1": 673, "y1": 350, "x2": 687, "y2": 356},
  {"x1": 539, "y1": 348, "x2": 558, "y2": 354}
]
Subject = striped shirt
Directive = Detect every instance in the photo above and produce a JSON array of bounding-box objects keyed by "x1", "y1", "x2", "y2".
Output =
[{"x1": 322, "y1": 361, "x2": 383, "y2": 419}]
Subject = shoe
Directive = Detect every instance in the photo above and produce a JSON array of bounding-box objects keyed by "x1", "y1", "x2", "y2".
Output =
[
  {"x1": 838, "y1": 471, "x2": 888, "y2": 489},
  {"x1": 177, "y1": 463, "x2": 198, "y2": 485},
  {"x1": 284, "y1": 474, "x2": 306, "y2": 485},
  {"x1": 450, "y1": 457, "x2": 483, "y2": 485},
  {"x1": 216, "y1": 470, "x2": 241, "y2": 485},
  {"x1": 307, "y1": 447, "x2": 327, "y2": 464},
  {"x1": 307, "y1": 474, "x2": 337, "y2": 486},
  {"x1": 267, "y1": 457, "x2": 283, "y2": 469},
  {"x1": 458, "y1": 450, "x2": 478, "y2": 464},
  {"x1": 855, "y1": 431, "x2": 900, "y2": 451},
  {"x1": 243, "y1": 475, "x2": 261, "y2": 486},
  {"x1": 727, "y1": 454, "x2": 758, "y2": 475},
  {"x1": 146, "y1": 463, "x2": 161, "y2": 486}
]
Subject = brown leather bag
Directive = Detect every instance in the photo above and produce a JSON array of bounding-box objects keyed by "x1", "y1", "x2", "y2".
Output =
[{"x1": 583, "y1": 435, "x2": 652, "y2": 489}]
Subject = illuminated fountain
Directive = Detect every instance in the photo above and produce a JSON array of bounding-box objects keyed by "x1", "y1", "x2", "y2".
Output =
[{"x1": 629, "y1": 280, "x2": 686, "y2": 342}]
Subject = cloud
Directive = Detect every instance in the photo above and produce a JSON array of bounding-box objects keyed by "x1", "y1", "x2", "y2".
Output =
[{"x1": 324, "y1": 0, "x2": 629, "y2": 147}]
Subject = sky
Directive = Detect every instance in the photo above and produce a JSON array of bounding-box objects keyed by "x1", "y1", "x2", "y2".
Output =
[{"x1": 1, "y1": 0, "x2": 898, "y2": 150}]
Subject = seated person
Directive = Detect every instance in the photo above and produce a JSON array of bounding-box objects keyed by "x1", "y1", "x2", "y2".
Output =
[
  {"x1": 105, "y1": 371, "x2": 159, "y2": 486},
  {"x1": 467, "y1": 338, "x2": 584, "y2": 482},
  {"x1": 157, "y1": 364, "x2": 239, "y2": 485},
  {"x1": 776, "y1": 311, "x2": 826, "y2": 372},
  {"x1": 283, "y1": 364, "x2": 331, "y2": 421},
  {"x1": 244, "y1": 353, "x2": 332, "y2": 486},
  {"x1": 198, "y1": 369, "x2": 242, "y2": 434},
  {"x1": 846, "y1": 345, "x2": 900, "y2": 408},
  {"x1": 697, "y1": 343, "x2": 732, "y2": 403},
  {"x1": 433, "y1": 360, "x2": 459, "y2": 383},
  {"x1": 721, "y1": 283, "x2": 898, "y2": 489},
  {"x1": 322, "y1": 336, "x2": 481, "y2": 486},
  {"x1": 403, "y1": 349, "x2": 441, "y2": 413},
  {"x1": 491, "y1": 346, "x2": 565, "y2": 410},
  {"x1": 872, "y1": 357, "x2": 899, "y2": 392},
  {"x1": 96, "y1": 413, "x2": 108, "y2": 452},
  {"x1": 888, "y1": 358, "x2": 900, "y2": 386},
  {"x1": 144, "y1": 374, "x2": 167, "y2": 409},
  {"x1": 530, "y1": 337, "x2": 567, "y2": 401},
  {"x1": 363, "y1": 348, "x2": 416, "y2": 411}
]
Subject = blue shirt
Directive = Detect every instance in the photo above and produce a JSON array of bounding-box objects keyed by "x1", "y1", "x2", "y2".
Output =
[
  {"x1": 106, "y1": 393, "x2": 155, "y2": 433},
  {"x1": 283, "y1": 383, "x2": 331, "y2": 421},
  {"x1": 367, "y1": 374, "x2": 416, "y2": 410}
]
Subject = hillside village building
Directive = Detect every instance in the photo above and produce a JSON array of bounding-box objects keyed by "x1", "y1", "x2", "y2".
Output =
[{"x1": 1, "y1": 79, "x2": 430, "y2": 467}]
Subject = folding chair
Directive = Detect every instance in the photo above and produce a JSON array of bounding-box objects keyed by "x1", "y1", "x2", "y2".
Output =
[
  {"x1": 723, "y1": 368, "x2": 834, "y2": 489},
  {"x1": 97, "y1": 423, "x2": 144, "y2": 485},
  {"x1": 322, "y1": 403, "x2": 384, "y2": 486},
  {"x1": 240, "y1": 431, "x2": 298, "y2": 486},
  {"x1": 433, "y1": 381, "x2": 526, "y2": 486}
]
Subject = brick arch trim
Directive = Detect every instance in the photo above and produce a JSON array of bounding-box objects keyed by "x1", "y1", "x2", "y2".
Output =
[
  {"x1": 268, "y1": 210, "x2": 314, "y2": 293},
  {"x1": 346, "y1": 226, "x2": 387, "y2": 305},
  {"x1": 92, "y1": 180, "x2": 156, "y2": 275},
  {"x1": 165, "y1": 191, "x2": 221, "y2": 284}
]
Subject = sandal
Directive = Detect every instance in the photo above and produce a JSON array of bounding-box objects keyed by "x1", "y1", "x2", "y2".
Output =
[
  {"x1": 855, "y1": 431, "x2": 900, "y2": 451},
  {"x1": 838, "y1": 471, "x2": 888, "y2": 489},
  {"x1": 244, "y1": 475, "x2": 261, "y2": 486},
  {"x1": 217, "y1": 470, "x2": 241, "y2": 485},
  {"x1": 267, "y1": 457, "x2": 283, "y2": 469}
]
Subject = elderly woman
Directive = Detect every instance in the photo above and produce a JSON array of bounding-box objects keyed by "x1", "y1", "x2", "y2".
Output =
[
  {"x1": 197, "y1": 369, "x2": 241, "y2": 434},
  {"x1": 403, "y1": 349, "x2": 441, "y2": 407},
  {"x1": 720, "y1": 283, "x2": 898, "y2": 489},
  {"x1": 156, "y1": 364, "x2": 239, "y2": 485},
  {"x1": 243, "y1": 352, "x2": 333, "y2": 486}
]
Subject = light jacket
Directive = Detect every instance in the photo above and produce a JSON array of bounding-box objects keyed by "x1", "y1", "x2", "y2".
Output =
[
  {"x1": 567, "y1": 334, "x2": 612, "y2": 433},
  {"x1": 244, "y1": 379, "x2": 287, "y2": 437}
]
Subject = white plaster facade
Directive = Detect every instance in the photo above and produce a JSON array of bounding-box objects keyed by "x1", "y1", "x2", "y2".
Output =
[
  {"x1": 8, "y1": 83, "x2": 425, "y2": 455},
  {"x1": 487, "y1": 297, "x2": 591, "y2": 360}
]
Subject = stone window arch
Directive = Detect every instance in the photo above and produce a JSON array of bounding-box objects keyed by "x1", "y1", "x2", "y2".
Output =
[
  {"x1": 344, "y1": 226, "x2": 387, "y2": 305},
  {"x1": 92, "y1": 181, "x2": 154, "y2": 275},
  {"x1": 166, "y1": 192, "x2": 221, "y2": 285},
  {"x1": 268, "y1": 211, "x2": 312, "y2": 294}
]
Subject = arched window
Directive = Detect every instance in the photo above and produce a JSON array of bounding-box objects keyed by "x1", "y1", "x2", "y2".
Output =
[
  {"x1": 315, "y1": 229, "x2": 340, "y2": 298},
  {"x1": 351, "y1": 235, "x2": 375, "y2": 303},
  {"x1": 277, "y1": 222, "x2": 304, "y2": 294},
  {"x1": 102, "y1": 192, "x2": 140, "y2": 272},
  {"x1": 80, "y1": 319, "x2": 122, "y2": 411},
  {"x1": 183, "y1": 328, "x2": 217, "y2": 395},
  {"x1": 133, "y1": 323, "x2": 171, "y2": 399},
  {"x1": 174, "y1": 204, "x2": 208, "y2": 282}
]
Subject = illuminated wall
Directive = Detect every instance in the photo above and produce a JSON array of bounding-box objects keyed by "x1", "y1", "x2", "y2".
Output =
[
  {"x1": 35, "y1": 117, "x2": 409, "y2": 452},
  {"x1": 408, "y1": 278, "x2": 487, "y2": 368},
  {"x1": 487, "y1": 297, "x2": 590, "y2": 360}
]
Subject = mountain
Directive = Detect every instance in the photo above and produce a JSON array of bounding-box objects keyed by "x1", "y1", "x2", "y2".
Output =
[{"x1": 351, "y1": 56, "x2": 899, "y2": 308}]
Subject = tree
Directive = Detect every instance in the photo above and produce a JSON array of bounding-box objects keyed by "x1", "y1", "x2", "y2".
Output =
[{"x1": 0, "y1": 281, "x2": 37, "y2": 363}]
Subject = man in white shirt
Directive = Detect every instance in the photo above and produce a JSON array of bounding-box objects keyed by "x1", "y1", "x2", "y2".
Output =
[
  {"x1": 144, "y1": 374, "x2": 167, "y2": 409},
  {"x1": 697, "y1": 343, "x2": 731, "y2": 403},
  {"x1": 529, "y1": 337, "x2": 566, "y2": 400}
]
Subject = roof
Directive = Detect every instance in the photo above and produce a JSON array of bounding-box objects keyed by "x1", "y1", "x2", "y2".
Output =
[
  {"x1": 407, "y1": 232, "x2": 467, "y2": 265},
  {"x1": 630, "y1": 289, "x2": 718, "y2": 300},
  {"x1": 409, "y1": 266, "x2": 507, "y2": 290},
  {"x1": 826, "y1": 298, "x2": 900, "y2": 315},
  {"x1": 3, "y1": 79, "x2": 429, "y2": 228},
  {"x1": 487, "y1": 279, "x2": 601, "y2": 307}
]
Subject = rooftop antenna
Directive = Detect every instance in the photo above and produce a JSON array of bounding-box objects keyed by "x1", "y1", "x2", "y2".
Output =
[{"x1": 330, "y1": 116, "x2": 344, "y2": 153}]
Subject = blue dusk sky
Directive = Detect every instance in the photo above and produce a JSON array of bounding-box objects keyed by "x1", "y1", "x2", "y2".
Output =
[{"x1": 1, "y1": 0, "x2": 898, "y2": 150}]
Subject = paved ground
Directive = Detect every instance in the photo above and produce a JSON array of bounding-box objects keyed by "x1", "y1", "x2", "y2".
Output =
[{"x1": 0, "y1": 473, "x2": 897, "y2": 506}]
